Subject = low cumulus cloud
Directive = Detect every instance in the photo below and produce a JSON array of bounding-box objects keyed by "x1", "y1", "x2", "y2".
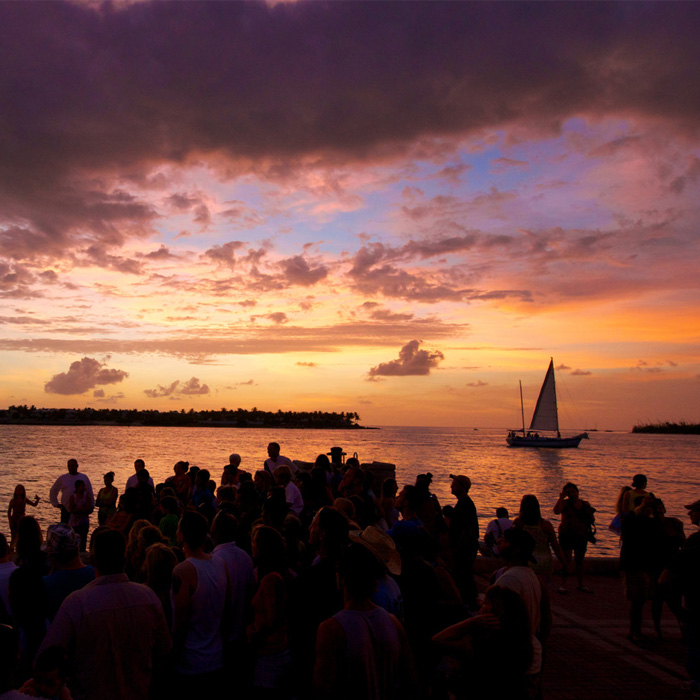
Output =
[
  {"x1": 250, "y1": 312, "x2": 288, "y2": 325},
  {"x1": 144, "y1": 377, "x2": 210, "y2": 398},
  {"x1": 44, "y1": 357, "x2": 128, "y2": 395},
  {"x1": 279, "y1": 256, "x2": 328, "y2": 286},
  {"x1": 367, "y1": 339, "x2": 444, "y2": 380},
  {"x1": 94, "y1": 391, "x2": 125, "y2": 404},
  {"x1": 631, "y1": 360, "x2": 664, "y2": 374},
  {"x1": 203, "y1": 241, "x2": 246, "y2": 268}
]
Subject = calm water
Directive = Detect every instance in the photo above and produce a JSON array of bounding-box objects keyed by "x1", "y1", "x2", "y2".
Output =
[{"x1": 1, "y1": 425, "x2": 698, "y2": 556}]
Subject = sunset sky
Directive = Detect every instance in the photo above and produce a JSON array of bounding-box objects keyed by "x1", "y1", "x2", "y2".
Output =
[{"x1": 1, "y1": 1, "x2": 699, "y2": 430}]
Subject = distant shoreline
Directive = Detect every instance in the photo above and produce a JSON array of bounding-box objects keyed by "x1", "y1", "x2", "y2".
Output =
[
  {"x1": 632, "y1": 422, "x2": 700, "y2": 435},
  {"x1": 0, "y1": 405, "x2": 373, "y2": 430},
  {"x1": 0, "y1": 419, "x2": 375, "y2": 429}
]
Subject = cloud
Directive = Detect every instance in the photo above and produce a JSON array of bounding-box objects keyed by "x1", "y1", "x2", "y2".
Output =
[
  {"x1": 631, "y1": 360, "x2": 665, "y2": 374},
  {"x1": 467, "y1": 380, "x2": 488, "y2": 387},
  {"x1": 279, "y1": 256, "x2": 328, "y2": 286},
  {"x1": 44, "y1": 357, "x2": 129, "y2": 395},
  {"x1": 347, "y1": 240, "x2": 532, "y2": 304},
  {"x1": 94, "y1": 391, "x2": 125, "y2": 404},
  {"x1": 144, "y1": 380, "x2": 181, "y2": 398},
  {"x1": 367, "y1": 339, "x2": 444, "y2": 379},
  {"x1": 0, "y1": 1, "x2": 697, "y2": 267},
  {"x1": 0, "y1": 318, "x2": 465, "y2": 359},
  {"x1": 179, "y1": 377, "x2": 210, "y2": 395},
  {"x1": 144, "y1": 377, "x2": 210, "y2": 397},
  {"x1": 369, "y1": 309, "x2": 414, "y2": 322},
  {"x1": 570, "y1": 369, "x2": 592, "y2": 376},
  {"x1": 251, "y1": 312, "x2": 289, "y2": 325},
  {"x1": 203, "y1": 241, "x2": 246, "y2": 268},
  {"x1": 167, "y1": 193, "x2": 202, "y2": 211},
  {"x1": 143, "y1": 245, "x2": 178, "y2": 260},
  {"x1": 296, "y1": 361, "x2": 317, "y2": 367}
]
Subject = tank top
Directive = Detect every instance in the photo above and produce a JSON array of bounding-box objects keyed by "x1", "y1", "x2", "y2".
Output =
[
  {"x1": 177, "y1": 557, "x2": 228, "y2": 674},
  {"x1": 522, "y1": 523, "x2": 553, "y2": 576},
  {"x1": 332, "y1": 607, "x2": 402, "y2": 700}
]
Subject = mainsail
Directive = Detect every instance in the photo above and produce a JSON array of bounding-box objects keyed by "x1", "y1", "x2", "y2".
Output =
[{"x1": 528, "y1": 359, "x2": 559, "y2": 432}]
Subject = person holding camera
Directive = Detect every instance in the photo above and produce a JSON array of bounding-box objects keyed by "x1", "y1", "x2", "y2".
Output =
[{"x1": 553, "y1": 482, "x2": 596, "y2": 594}]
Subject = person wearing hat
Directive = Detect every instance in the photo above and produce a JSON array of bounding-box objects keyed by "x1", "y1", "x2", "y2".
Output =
[
  {"x1": 350, "y1": 526, "x2": 403, "y2": 620},
  {"x1": 448, "y1": 474, "x2": 479, "y2": 610},
  {"x1": 42, "y1": 523, "x2": 95, "y2": 622}
]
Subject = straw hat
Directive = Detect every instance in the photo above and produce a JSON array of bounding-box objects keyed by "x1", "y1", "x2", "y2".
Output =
[{"x1": 350, "y1": 525, "x2": 401, "y2": 576}]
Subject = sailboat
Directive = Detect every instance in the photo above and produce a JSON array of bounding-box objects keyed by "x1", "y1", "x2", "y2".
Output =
[{"x1": 506, "y1": 359, "x2": 587, "y2": 448}]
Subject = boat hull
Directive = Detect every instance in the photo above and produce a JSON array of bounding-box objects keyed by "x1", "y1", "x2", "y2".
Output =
[{"x1": 506, "y1": 433, "x2": 585, "y2": 448}]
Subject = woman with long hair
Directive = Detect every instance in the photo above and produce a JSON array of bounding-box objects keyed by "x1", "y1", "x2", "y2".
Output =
[
  {"x1": 7, "y1": 485, "x2": 39, "y2": 551},
  {"x1": 247, "y1": 525, "x2": 293, "y2": 699},
  {"x1": 514, "y1": 494, "x2": 565, "y2": 588}
]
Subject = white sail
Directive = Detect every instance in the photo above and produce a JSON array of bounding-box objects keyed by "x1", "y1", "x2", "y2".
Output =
[{"x1": 528, "y1": 359, "x2": 559, "y2": 432}]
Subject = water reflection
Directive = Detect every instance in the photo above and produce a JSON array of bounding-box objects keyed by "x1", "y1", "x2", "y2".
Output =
[{"x1": 0, "y1": 424, "x2": 698, "y2": 557}]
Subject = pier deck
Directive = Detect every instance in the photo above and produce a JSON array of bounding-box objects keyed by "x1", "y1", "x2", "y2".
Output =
[{"x1": 475, "y1": 559, "x2": 692, "y2": 700}]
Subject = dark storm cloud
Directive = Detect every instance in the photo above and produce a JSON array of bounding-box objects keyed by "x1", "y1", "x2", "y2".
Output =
[{"x1": 0, "y1": 1, "x2": 699, "y2": 261}]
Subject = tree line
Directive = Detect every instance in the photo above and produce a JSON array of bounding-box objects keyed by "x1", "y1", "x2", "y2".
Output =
[{"x1": 1, "y1": 405, "x2": 364, "y2": 429}]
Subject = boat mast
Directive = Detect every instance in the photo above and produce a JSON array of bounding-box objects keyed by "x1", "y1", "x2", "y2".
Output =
[{"x1": 519, "y1": 380, "x2": 525, "y2": 436}]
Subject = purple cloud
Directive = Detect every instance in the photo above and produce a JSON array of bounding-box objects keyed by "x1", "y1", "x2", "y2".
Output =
[
  {"x1": 279, "y1": 256, "x2": 328, "y2": 286},
  {"x1": 179, "y1": 377, "x2": 210, "y2": 395},
  {"x1": 368, "y1": 339, "x2": 444, "y2": 379},
  {"x1": 0, "y1": 1, "x2": 697, "y2": 268},
  {"x1": 44, "y1": 357, "x2": 129, "y2": 395},
  {"x1": 144, "y1": 377, "x2": 210, "y2": 397},
  {"x1": 203, "y1": 241, "x2": 246, "y2": 268}
]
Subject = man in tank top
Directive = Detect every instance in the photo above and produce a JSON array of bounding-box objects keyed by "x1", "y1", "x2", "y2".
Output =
[
  {"x1": 313, "y1": 543, "x2": 415, "y2": 700},
  {"x1": 172, "y1": 511, "x2": 230, "y2": 698}
]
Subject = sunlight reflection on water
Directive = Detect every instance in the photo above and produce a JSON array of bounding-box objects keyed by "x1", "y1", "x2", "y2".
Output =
[{"x1": 1, "y1": 425, "x2": 698, "y2": 557}]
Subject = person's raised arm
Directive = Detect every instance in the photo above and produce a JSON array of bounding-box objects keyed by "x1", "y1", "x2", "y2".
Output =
[{"x1": 553, "y1": 490, "x2": 567, "y2": 515}]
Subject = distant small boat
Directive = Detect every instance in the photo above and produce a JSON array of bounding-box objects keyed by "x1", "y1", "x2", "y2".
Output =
[{"x1": 506, "y1": 359, "x2": 586, "y2": 448}]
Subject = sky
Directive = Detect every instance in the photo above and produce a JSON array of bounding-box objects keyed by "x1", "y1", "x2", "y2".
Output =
[{"x1": 1, "y1": 1, "x2": 699, "y2": 430}]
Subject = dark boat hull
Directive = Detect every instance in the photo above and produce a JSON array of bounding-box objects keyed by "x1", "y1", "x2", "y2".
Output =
[{"x1": 506, "y1": 433, "x2": 585, "y2": 448}]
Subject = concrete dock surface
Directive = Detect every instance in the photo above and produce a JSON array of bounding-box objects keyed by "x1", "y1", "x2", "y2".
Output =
[{"x1": 474, "y1": 558, "x2": 693, "y2": 700}]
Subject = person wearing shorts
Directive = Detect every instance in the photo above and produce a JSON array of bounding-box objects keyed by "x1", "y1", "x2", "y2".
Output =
[{"x1": 554, "y1": 483, "x2": 596, "y2": 593}]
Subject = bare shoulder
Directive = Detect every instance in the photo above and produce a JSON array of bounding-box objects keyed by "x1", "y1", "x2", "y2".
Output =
[
  {"x1": 172, "y1": 560, "x2": 197, "y2": 594},
  {"x1": 317, "y1": 616, "x2": 345, "y2": 647}
]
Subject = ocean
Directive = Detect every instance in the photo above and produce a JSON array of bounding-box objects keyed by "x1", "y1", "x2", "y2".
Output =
[{"x1": 2, "y1": 424, "x2": 698, "y2": 556}]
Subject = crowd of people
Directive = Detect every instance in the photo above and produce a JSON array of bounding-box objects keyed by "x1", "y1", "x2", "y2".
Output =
[{"x1": 0, "y1": 445, "x2": 698, "y2": 700}]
